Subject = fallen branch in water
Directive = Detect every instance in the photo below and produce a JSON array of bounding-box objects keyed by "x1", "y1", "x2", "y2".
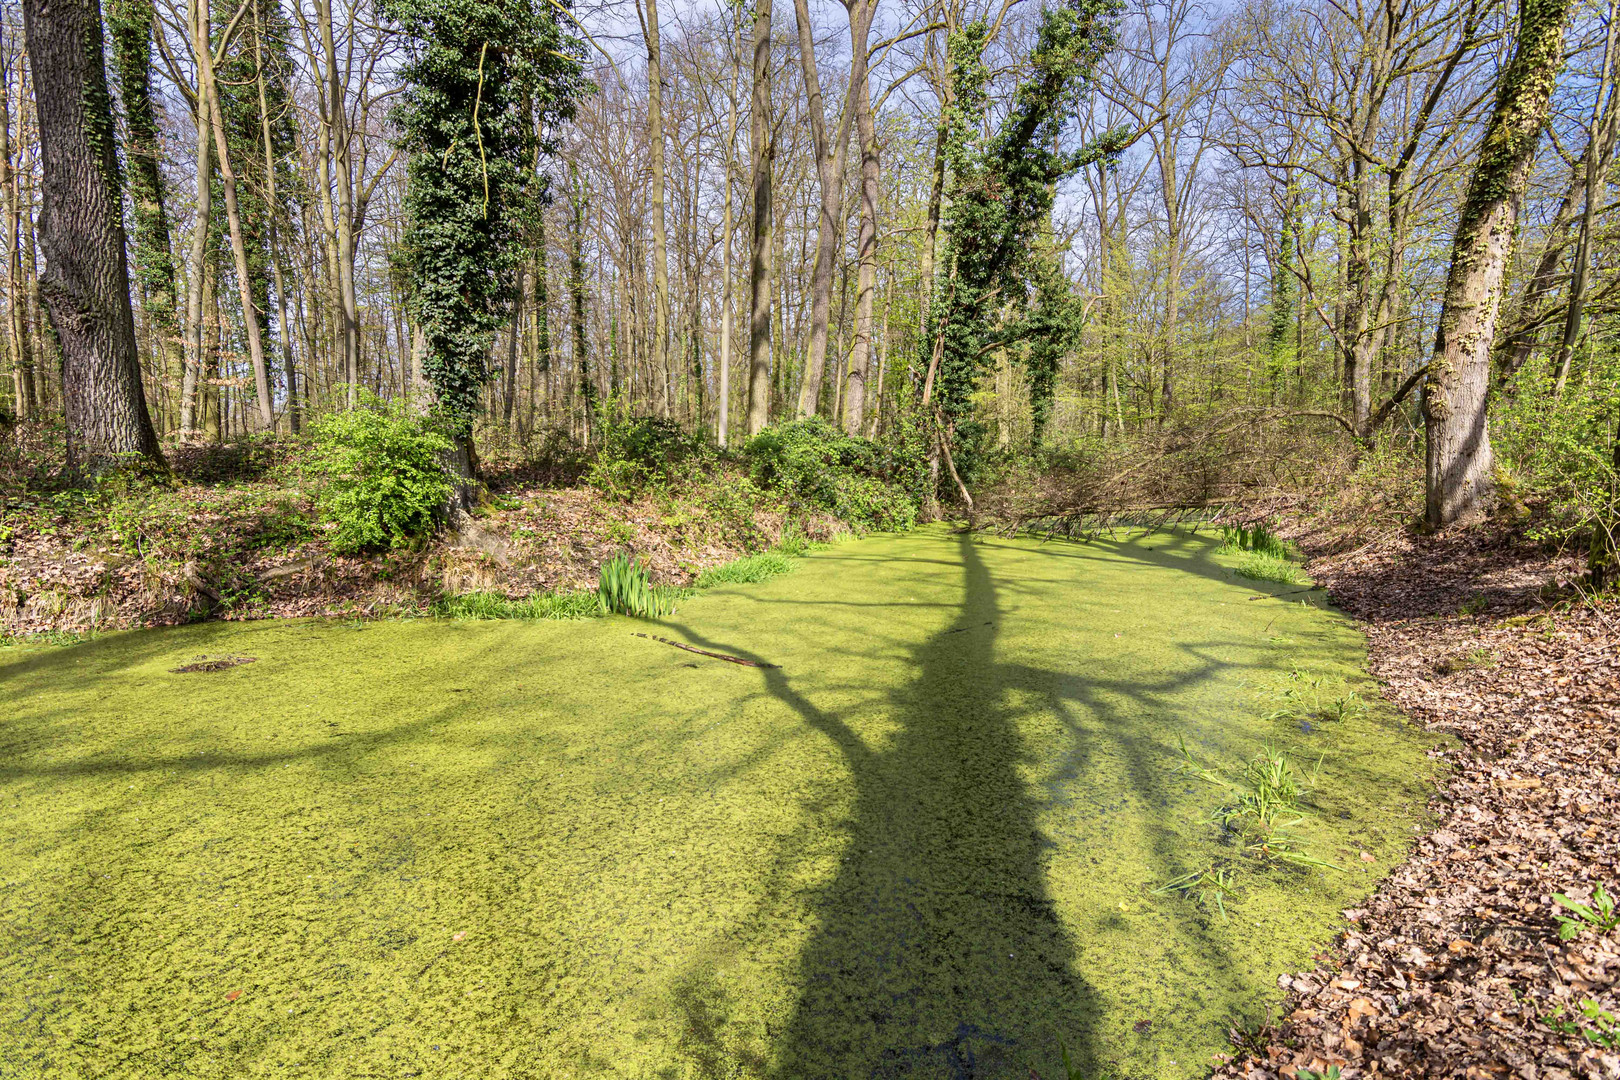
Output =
[
  {"x1": 1247, "y1": 586, "x2": 1327, "y2": 601},
  {"x1": 632, "y1": 633, "x2": 780, "y2": 668}
]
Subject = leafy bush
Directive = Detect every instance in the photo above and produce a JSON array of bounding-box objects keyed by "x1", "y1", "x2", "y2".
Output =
[
  {"x1": 597, "y1": 552, "x2": 680, "y2": 617},
  {"x1": 586, "y1": 409, "x2": 711, "y2": 500},
  {"x1": 1495, "y1": 350, "x2": 1620, "y2": 579},
  {"x1": 305, "y1": 395, "x2": 454, "y2": 555},
  {"x1": 744, "y1": 418, "x2": 917, "y2": 530}
]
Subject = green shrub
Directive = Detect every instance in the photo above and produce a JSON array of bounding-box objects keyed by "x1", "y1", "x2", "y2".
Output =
[
  {"x1": 305, "y1": 394, "x2": 454, "y2": 555},
  {"x1": 597, "y1": 552, "x2": 680, "y2": 617},
  {"x1": 744, "y1": 417, "x2": 917, "y2": 530},
  {"x1": 1494, "y1": 350, "x2": 1620, "y2": 575},
  {"x1": 586, "y1": 409, "x2": 712, "y2": 500}
]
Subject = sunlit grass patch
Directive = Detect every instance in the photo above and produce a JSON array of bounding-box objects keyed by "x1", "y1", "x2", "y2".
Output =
[
  {"x1": 1235, "y1": 551, "x2": 1303, "y2": 585},
  {"x1": 432, "y1": 588, "x2": 599, "y2": 620},
  {"x1": 694, "y1": 551, "x2": 795, "y2": 587}
]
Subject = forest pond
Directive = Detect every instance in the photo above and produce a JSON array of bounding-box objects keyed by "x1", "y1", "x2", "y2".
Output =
[{"x1": 0, "y1": 528, "x2": 1440, "y2": 1078}]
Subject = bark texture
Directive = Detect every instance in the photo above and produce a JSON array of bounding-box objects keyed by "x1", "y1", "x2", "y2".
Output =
[
  {"x1": 1424, "y1": 0, "x2": 1570, "y2": 526},
  {"x1": 843, "y1": 0, "x2": 877, "y2": 436},
  {"x1": 745, "y1": 0, "x2": 773, "y2": 437},
  {"x1": 22, "y1": 0, "x2": 162, "y2": 467}
]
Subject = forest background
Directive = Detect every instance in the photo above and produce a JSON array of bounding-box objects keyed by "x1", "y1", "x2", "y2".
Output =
[{"x1": 0, "y1": 0, "x2": 1616, "y2": 583}]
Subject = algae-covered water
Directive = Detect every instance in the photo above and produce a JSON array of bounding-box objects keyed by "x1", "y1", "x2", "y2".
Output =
[{"x1": 0, "y1": 528, "x2": 1437, "y2": 1079}]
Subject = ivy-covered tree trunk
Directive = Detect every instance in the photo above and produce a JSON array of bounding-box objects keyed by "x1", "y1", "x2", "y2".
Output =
[
  {"x1": 1424, "y1": 0, "x2": 1571, "y2": 527},
  {"x1": 1267, "y1": 186, "x2": 1296, "y2": 401},
  {"x1": 21, "y1": 0, "x2": 162, "y2": 469},
  {"x1": 107, "y1": 0, "x2": 183, "y2": 428},
  {"x1": 385, "y1": 0, "x2": 581, "y2": 506}
]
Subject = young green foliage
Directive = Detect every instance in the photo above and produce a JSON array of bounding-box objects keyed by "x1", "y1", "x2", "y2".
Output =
[
  {"x1": 1554, "y1": 884, "x2": 1619, "y2": 940},
  {"x1": 305, "y1": 394, "x2": 454, "y2": 554}
]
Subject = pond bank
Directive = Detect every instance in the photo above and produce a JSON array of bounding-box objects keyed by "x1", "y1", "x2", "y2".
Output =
[{"x1": 1215, "y1": 524, "x2": 1620, "y2": 1080}]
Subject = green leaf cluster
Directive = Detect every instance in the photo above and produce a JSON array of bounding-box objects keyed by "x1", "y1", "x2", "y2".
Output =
[
  {"x1": 305, "y1": 395, "x2": 454, "y2": 555},
  {"x1": 744, "y1": 418, "x2": 918, "y2": 531}
]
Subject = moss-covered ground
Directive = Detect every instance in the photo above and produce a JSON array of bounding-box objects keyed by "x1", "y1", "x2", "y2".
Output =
[{"x1": 0, "y1": 527, "x2": 1438, "y2": 1078}]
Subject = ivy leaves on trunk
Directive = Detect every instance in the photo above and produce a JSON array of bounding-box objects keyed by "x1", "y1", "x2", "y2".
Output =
[
  {"x1": 383, "y1": 0, "x2": 585, "y2": 467},
  {"x1": 923, "y1": 0, "x2": 1129, "y2": 454}
]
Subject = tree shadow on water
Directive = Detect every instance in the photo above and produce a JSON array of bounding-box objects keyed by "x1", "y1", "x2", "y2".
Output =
[{"x1": 670, "y1": 533, "x2": 1102, "y2": 1079}]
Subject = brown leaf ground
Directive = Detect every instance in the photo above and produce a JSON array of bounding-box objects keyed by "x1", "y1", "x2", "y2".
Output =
[{"x1": 1217, "y1": 522, "x2": 1620, "y2": 1080}]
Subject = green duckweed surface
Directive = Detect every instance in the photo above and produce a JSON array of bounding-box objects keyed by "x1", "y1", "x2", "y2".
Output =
[{"x1": 0, "y1": 528, "x2": 1438, "y2": 1079}]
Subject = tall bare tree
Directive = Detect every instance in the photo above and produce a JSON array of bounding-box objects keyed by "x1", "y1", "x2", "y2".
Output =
[{"x1": 746, "y1": 0, "x2": 773, "y2": 436}]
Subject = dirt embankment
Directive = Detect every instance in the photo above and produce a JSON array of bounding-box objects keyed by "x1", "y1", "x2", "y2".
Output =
[{"x1": 0, "y1": 455, "x2": 841, "y2": 639}]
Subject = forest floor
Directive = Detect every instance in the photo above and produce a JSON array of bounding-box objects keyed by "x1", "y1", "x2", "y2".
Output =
[{"x1": 1217, "y1": 517, "x2": 1620, "y2": 1080}]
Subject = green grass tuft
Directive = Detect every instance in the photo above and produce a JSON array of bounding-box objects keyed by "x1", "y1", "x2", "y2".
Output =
[
  {"x1": 1219, "y1": 522, "x2": 1293, "y2": 561},
  {"x1": 694, "y1": 551, "x2": 795, "y2": 587},
  {"x1": 1234, "y1": 552, "x2": 1302, "y2": 585},
  {"x1": 597, "y1": 552, "x2": 682, "y2": 618},
  {"x1": 433, "y1": 590, "x2": 597, "y2": 620},
  {"x1": 432, "y1": 589, "x2": 600, "y2": 620}
]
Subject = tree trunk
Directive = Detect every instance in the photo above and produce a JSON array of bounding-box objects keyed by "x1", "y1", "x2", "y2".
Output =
[
  {"x1": 843, "y1": 0, "x2": 877, "y2": 436},
  {"x1": 718, "y1": 13, "x2": 740, "y2": 447},
  {"x1": 1554, "y1": 0, "x2": 1616, "y2": 396},
  {"x1": 641, "y1": 0, "x2": 670, "y2": 419},
  {"x1": 313, "y1": 0, "x2": 359, "y2": 404},
  {"x1": 1425, "y1": 0, "x2": 1571, "y2": 527},
  {"x1": 108, "y1": 0, "x2": 183, "y2": 431},
  {"x1": 746, "y1": 0, "x2": 773, "y2": 437},
  {"x1": 22, "y1": 0, "x2": 162, "y2": 467},
  {"x1": 504, "y1": 265, "x2": 524, "y2": 425},
  {"x1": 568, "y1": 162, "x2": 593, "y2": 443},
  {"x1": 254, "y1": 0, "x2": 298, "y2": 432},
  {"x1": 0, "y1": 35, "x2": 35, "y2": 420},
  {"x1": 179, "y1": 0, "x2": 215, "y2": 438},
  {"x1": 790, "y1": 0, "x2": 854, "y2": 418},
  {"x1": 196, "y1": 0, "x2": 274, "y2": 430}
]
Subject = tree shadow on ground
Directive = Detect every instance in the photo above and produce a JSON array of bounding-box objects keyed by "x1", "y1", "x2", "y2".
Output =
[{"x1": 662, "y1": 531, "x2": 1267, "y2": 1078}]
